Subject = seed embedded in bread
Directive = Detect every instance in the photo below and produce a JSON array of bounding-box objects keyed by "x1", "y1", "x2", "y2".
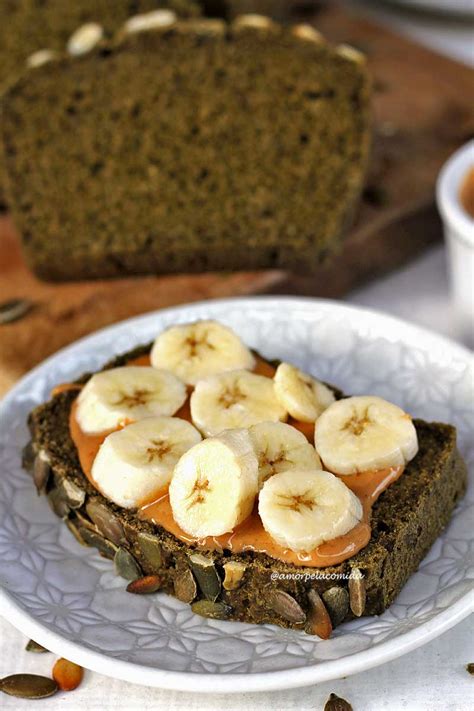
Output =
[{"x1": 67, "y1": 23, "x2": 104, "y2": 56}]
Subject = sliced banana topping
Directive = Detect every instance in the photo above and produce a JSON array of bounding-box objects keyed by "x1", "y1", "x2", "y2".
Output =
[
  {"x1": 76, "y1": 366, "x2": 187, "y2": 433},
  {"x1": 274, "y1": 362, "x2": 335, "y2": 423},
  {"x1": 249, "y1": 421, "x2": 322, "y2": 488},
  {"x1": 150, "y1": 320, "x2": 255, "y2": 385},
  {"x1": 190, "y1": 370, "x2": 287, "y2": 436},
  {"x1": 259, "y1": 469, "x2": 363, "y2": 552},
  {"x1": 315, "y1": 395, "x2": 419, "y2": 475},
  {"x1": 91, "y1": 417, "x2": 201, "y2": 508},
  {"x1": 169, "y1": 429, "x2": 259, "y2": 538}
]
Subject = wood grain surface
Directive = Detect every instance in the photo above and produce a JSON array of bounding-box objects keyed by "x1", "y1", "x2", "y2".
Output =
[{"x1": 1, "y1": 2, "x2": 473, "y2": 394}]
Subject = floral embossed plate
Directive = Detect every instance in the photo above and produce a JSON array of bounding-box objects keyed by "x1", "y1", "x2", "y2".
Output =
[{"x1": 0, "y1": 297, "x2": 472, "y2": 692}]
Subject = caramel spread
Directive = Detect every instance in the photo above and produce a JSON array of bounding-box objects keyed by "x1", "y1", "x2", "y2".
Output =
[
  {"x1": 460, "y1": 165, "x2": 474, "y2": 219},
  {"x1": 67, "y1": 353, "x2": 404, "y2": 567}
]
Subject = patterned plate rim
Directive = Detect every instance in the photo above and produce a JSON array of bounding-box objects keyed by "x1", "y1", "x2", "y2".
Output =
[{"x1": 0, "y1": 296, "x2": 473, "y2": 693}]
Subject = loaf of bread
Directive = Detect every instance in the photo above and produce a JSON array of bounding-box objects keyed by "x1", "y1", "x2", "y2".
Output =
[
  {"x1": 0, "y1": 0, "x2": 200, "y2": 210},
  {"x1": 2, "y1": 15, "x2": 371, "y2": 280}
]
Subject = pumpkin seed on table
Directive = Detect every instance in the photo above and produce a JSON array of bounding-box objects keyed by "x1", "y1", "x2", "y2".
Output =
[
  {"x1": 174, "y1": 569, "x2": 197, "y2": 604},
  {"x1": 188, "y1": 553, "x2": 221, "y2": 601},
  {"x1": 0, "y1": 674, "x2": 57, "y2": 699},
  {"x1": 324, "y1": 693, "x2": 353, "y2": 711},
  {"x1": 322, "y1": 586, "x2": 349, "y2": 627},
  {"x1": 0, "y1": 298, "x2": 33, "y2": 325},
  {"x1": 127, "y1": 575, "x2": 163, "y2": 594},
  {"x1": 466, "y1": 662, "x2": 474, "y2": 675},
  {"x1": 52, "y1": 658, "x2": 84, "y2": 691},
  {"x1": 25, "y1": 639, "x2": 49, "y2": 653}
]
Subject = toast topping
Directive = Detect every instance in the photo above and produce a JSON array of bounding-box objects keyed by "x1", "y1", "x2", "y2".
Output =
[{"x1": 66, "y1": 321, "x2": 417, "y2": 565}]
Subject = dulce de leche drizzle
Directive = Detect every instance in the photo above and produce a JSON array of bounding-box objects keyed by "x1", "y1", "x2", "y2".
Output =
[{"x1": 67, "y1": 352, "x2": 404, "y2": 567}]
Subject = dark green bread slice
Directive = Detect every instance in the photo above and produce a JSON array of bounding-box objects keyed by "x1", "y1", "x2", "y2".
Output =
[
  {"x1": 2, "y1": 17, "x2": 370, "y2": 280},
  {"x1": 24, "y1": 344, "x2": 467, "y2": 635},
  {"x1": 0, "y1": 1, "x2": 201, "y2": 211}
]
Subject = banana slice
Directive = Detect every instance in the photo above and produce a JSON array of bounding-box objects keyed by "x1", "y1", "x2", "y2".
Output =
[
  {"x1": 91, "y1": 417, "x2": 201, "y2": 508},
  {"x1": 76, "y1": 366, "x2": 187, "y2": 433},
  {"x1": 258, "y1": 469, "x2": 363, "y2": 552},
  {"x1": 249, "y1": 421, "x2": 322, "y2": 488},
  {"x1": 315, "y1": 395, "x2": 419, "y2": 475},
  {"x1": 169, "y1": 429, "x2": 259, "y2": 537},
  {"x1": 190, "y1": 370, "x2": 287, "y2": 436},
  {"x1": 274, "y1": 362, "x2": 335, "y2": 423},
  {"x1": 150, "y1": 320, "x2": 255, "y2": 385}
]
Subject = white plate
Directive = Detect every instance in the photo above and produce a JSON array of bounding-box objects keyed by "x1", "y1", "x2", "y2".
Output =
[
  {"x1": 0, "y1": 297, "x2": 473, "y2": 693},
  {"x1": 383, "y1": 0, "x2": 474, "y2": 15}
]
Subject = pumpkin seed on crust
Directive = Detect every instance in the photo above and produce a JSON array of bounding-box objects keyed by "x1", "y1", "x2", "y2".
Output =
[
  {"x1": 191, "y1": 600, "x2": 232, "y2": 620},
  {"x1": 114, "y1": 547, "x2": 142, "y2": 581},
  {"x1": 174, "y1": 568, "x2": 198, "y2": 603},
  {"x1": 188, "y1": 553, "x2": 221, "y2": 601},
  {"x1": 33, "y1": 451, "x2": 51, "y2": 494},
  {"x1": 86, "y1": 499, "x2": 125, "y2": 545},
  {"x1": 322, "y1": 586, "x2": 349, "y2": 627},
  {"x1": 267, "y1": 589, "x2": 306, "y2": 624},
  {"x1": 80, "y1": 527, "x2": 118, "y2": 559},
  {"x1": 136, "y1": 531, "x2": 163, "y2": 568}
]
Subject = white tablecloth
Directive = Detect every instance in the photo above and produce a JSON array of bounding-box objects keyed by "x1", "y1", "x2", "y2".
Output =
[{"x1": 1, "y1": 4, "x2": 473, "y2": 709}]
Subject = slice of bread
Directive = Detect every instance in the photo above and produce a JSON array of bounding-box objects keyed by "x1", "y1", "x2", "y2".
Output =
[
  {"x1": 2, "y1": 17, "x2": 370, "y2": 280},
  {"x1": 24, "y1": 344, "x2": 467, "y2": 635},
  {"x1": 0, "y1": 1, "x2": 200, "y2": 210}
]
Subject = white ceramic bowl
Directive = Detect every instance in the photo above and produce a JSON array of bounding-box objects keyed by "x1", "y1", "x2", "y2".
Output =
[
  {"x1": 0, "y1": 297, "x2": 473, "y2": 692},
  {"x1": 436, "y1": 140, "x2": 474, "y2": 348}
]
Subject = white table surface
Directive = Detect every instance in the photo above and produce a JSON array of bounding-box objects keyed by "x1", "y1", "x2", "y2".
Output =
[{"x1": 1, "y1": 4, "x2": 473, "y2": 709}]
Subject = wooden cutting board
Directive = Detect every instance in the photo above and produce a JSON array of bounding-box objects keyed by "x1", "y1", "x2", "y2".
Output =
[{"x1": 1, "y1": 2, "x2": 473, "y2": 395}]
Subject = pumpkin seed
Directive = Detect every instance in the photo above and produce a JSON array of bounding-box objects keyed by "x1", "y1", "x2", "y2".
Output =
[
  {"x1": 174, "y1": 569, "x2": 197, "y2": 603},
  {"x1": 348, "y1": 568, "x2": 366, "y2": 617},
  {"x1": 223, "y1": 561, "x2": 246, "y2": 591},
  {"x1": 322, "y1": 587, "x2": 349, "y2": 627},
  {"x1": 305, "y1": 589, "x2": 332, "y2": 639},
  {"x1": 188, "y1": 553, "x2": 221, "y2": 601},
  {"x1": 267, "y1": 589, "x2": 306, "y2": 624},
  {"x1": 75, "y1": 510, "x2": 97, "y2": 532},
  {"x1": 136, "y1": 531, "x2": 163, "y2": 568},
  {"x1": 114, "y1": 547, "x2": 142, "y2": 581},
  {"x1": 86, "y1": 500, "x2": 124, "y2": 545},
  {"x1": 52, "y1": 658, "x2": 83, "y2": 691},
  {"x1": 80, "y1": 527, "x2": 118, "y2": 559},
  {"x1": 47, "y1": 487, "x2": 70, "y2": 518},
  {"x1": 25, "y1": 639, "x2": 49, "y2": 653},
  {"x1": 466, "y1": 663, "x2": 474, "y2": 675},
  {"x1": 33, "y1": 450, "x2": 51, "y2": 494},
  {"x1": 0, "y1": 298, "x2": 33, "y2": 325},
  {"x1": 22, "y1": 441, "x2": 36, "y2": 473},
  {"x1": 324, "y1": 693, "x2": 353, "y2": 711},
  {"x1": 126, "y1": 575, "x2": 163, "y2": 594},
  {"x1": 59, "y1": 479, "x2": 85, "y2": 509},
  {"x1": 65, "y1": 518, "x2": 87, "y2": 546},
  {"x1": 191, "y1": 600, "x2": 231, "y2": 620},
  {"x1": 0, "y1": 674, "x2": 57, "y2": 699}
]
